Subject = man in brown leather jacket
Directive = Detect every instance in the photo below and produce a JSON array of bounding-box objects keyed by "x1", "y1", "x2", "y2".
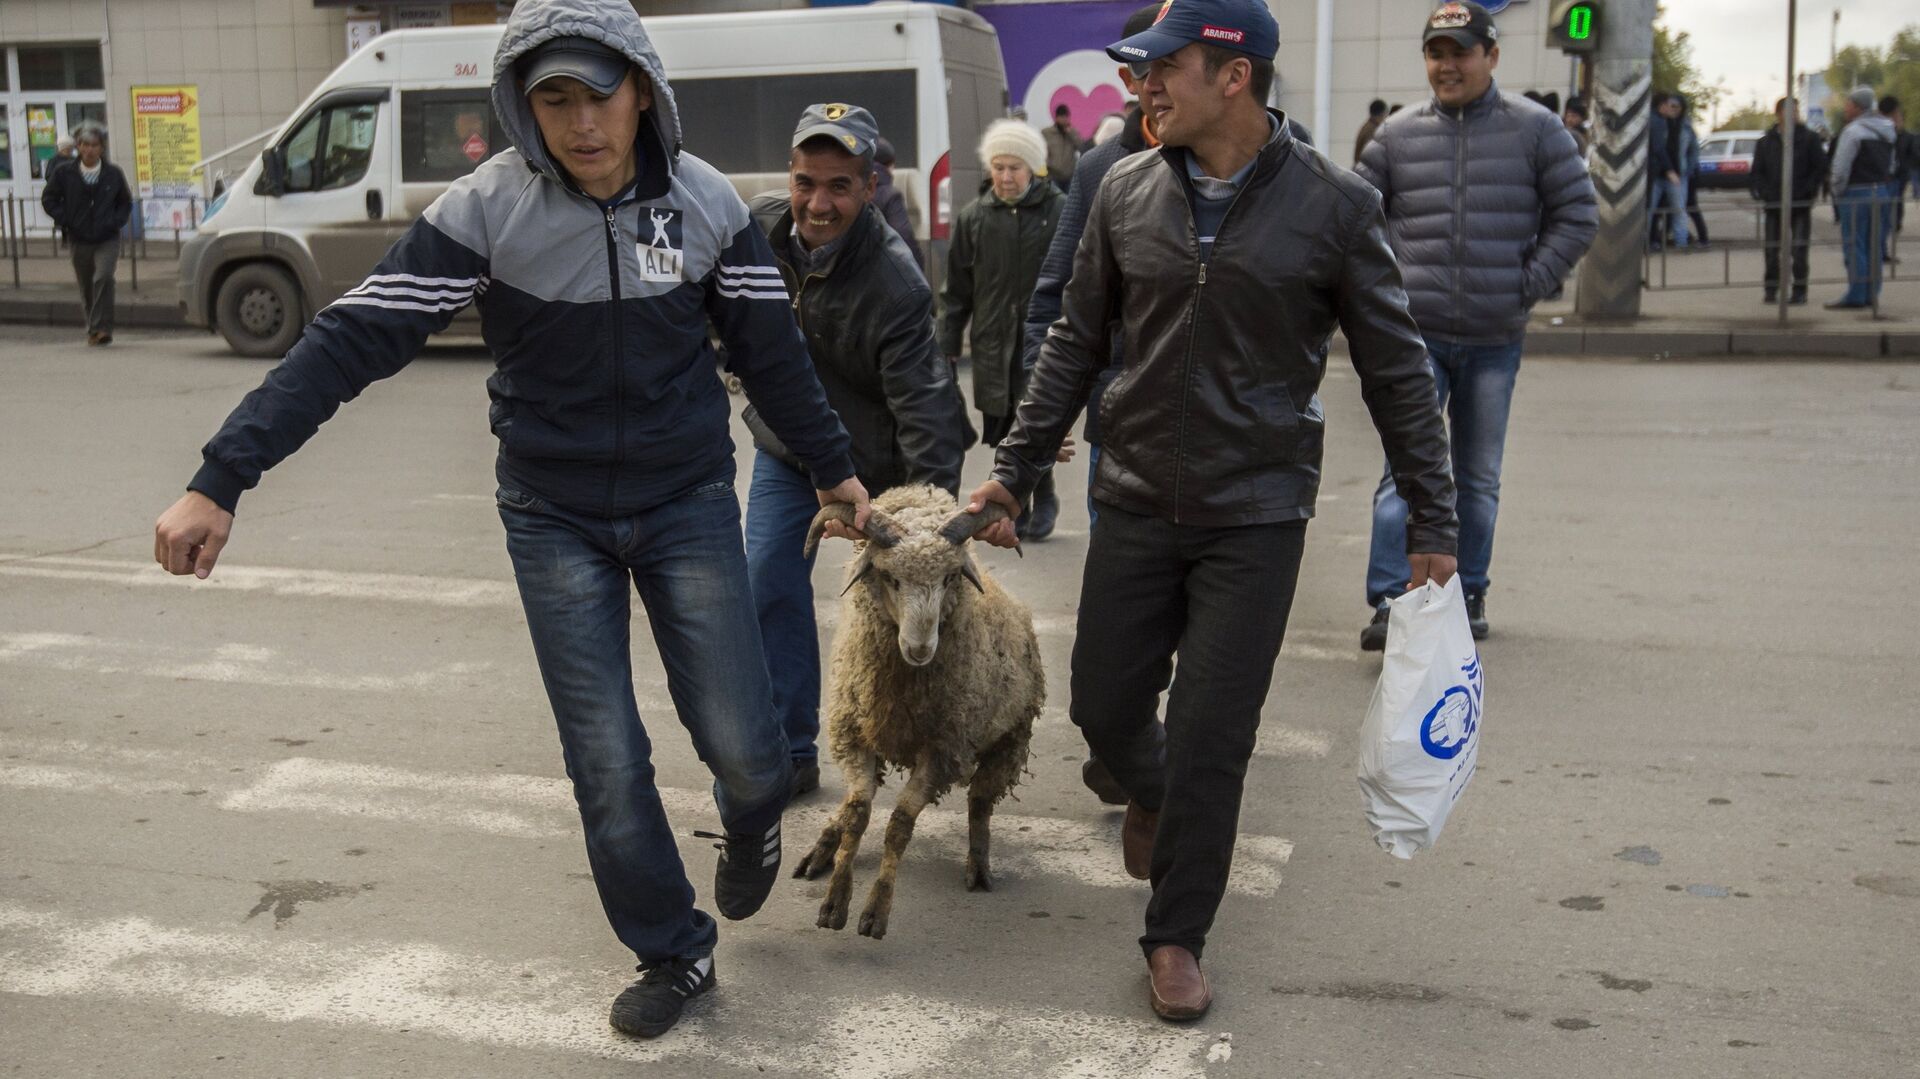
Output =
[{"x1": 964, "y1": 0, "x2": 1458, "y2": 1023}]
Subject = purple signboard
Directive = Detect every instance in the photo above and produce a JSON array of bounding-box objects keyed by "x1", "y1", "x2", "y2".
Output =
[{"x1": 976, "y1": 1, "x2": 1144, "y2": 142}]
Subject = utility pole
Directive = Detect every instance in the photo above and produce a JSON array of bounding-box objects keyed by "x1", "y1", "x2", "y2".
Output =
[
  {"x1": 1574, "y1": 0, "x2": 1658, "y2": 320},
  {"x1": 1830, "y1": 8, "x2": 1839, "y2": 64}
]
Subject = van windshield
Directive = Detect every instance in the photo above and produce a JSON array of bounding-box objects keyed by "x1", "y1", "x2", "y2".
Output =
[{"x1": 672, "y1": 70, "x2": 919, "y2": 173}]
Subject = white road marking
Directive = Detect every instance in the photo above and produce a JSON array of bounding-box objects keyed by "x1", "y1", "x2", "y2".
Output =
[
  {"x1": 0, "y1": 904, "x2": 1211, "y2": 1078},
  {"x1": 0, "y1": 554, "x2": 518, "y2": 608},
  {"x1": 1255, "y1": 726, "x2": 1334, "y2": 760},
  {"x1": 0, "y1": 632, "x2": 493, "y2": 694},
  {"x1": 0, "y1": 741, "x2": 1292, "y2": 898}
]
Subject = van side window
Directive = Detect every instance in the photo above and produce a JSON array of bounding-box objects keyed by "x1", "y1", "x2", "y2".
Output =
[
  {"x1": 281, "y1": 102, "x2": 378, "y2": 193},
  {"x1": 672, "y1": 70, "x2": 918, "y2": 174},
  {"x1": 402, "y1": 90, "x2": 499, "y2": 183}
]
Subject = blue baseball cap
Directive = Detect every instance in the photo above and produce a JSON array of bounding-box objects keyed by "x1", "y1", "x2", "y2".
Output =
[{"x1": 1106, "y1": 0, "x2": 1280, "y2": 65}]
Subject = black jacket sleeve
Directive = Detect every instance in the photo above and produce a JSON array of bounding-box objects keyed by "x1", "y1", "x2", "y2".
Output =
[
  {"x1": 39, "y1": 169, "x2": 68, "y2": 229},
  {"x1": 875, "y1": 284, "x2": 966, "y2": 495},
  {"x1": 110, "y1": 167, "x2": 133, "y2": 233},
  {"x1": 1335, "y1": 193, "x2": 1459, "y2": 555}
]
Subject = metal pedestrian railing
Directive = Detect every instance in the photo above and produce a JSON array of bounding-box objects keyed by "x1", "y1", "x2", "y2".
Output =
[
  {"x1": 2, "y1": 193, "x2": 206, "y2": 291},
  {"x1": 1645, "y1": 192, "x2": 1906, "y2": 319}
]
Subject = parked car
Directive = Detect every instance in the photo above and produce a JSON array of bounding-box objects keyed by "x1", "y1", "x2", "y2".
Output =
[
  {"x1": 1695, "y1": 129, "x2": 1765, "y2": 190},
  {"x1": 180, "y1": 6, "x2": 1007, "y2": 357}
]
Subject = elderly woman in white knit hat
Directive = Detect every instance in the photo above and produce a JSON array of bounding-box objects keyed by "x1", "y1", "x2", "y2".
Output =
[{"x1": 939, "y1": 117, "x2": 1066, "y2": 538}]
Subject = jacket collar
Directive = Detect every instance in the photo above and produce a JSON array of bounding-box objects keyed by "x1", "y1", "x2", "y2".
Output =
[
  {"x1": 1432, "y1": 79, "x2": 1501, "y2": 121},
  {"x1": 1154, "y1": 108, "x2": 1296, "y2": 185}
]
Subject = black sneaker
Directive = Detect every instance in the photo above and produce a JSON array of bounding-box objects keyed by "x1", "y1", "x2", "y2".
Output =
[
  {"x1": 1021, "y1": 491, "x2": 1060, "y2": 542},
  {"x1": 789, "y1": 759, "x2": 820, "y2": 799},
  {"x1": 1465, "y1": 594, "x2": 1489, "y2": 640},
  {"x1": 610, "y1": 955, "x2": 716, "y2": 1038},
  {"x1": 697, "y1": 822, "x2": 781, "y2": 921},
  {"x1": 1080, "y1": 756, "x2": 1129, "y2": 806},
  {"x1": 1359, "y1": 603, "x2": 1391, "y2": 652}
]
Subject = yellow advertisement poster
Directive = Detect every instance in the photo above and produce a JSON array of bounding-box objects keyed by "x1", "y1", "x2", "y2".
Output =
[{"x1": 130, "y1": 84, "x2": 203, "y2": 231}]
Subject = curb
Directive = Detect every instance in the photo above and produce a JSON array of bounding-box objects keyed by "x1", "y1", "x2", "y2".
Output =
[
  {"x1": 0, "y1": 294, "x2": 186, "y2": 329},
  {"x1": 1527, "y1": 323, "x2": 1916, "y2": 359}
]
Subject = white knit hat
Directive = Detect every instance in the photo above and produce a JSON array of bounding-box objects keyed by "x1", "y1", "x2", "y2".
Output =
[{"x1": 978, "y1": 118, "x2": 1049, "y2": 177}]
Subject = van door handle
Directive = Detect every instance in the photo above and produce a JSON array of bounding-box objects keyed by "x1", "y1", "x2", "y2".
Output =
[{"x1": 366, "y1": 190, "x2": 383, "y2": 220}]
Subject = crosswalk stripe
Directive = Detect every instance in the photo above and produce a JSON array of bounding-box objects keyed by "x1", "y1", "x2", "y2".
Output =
[
  {"x1": 0, "y1": 739, "x2": 1293, "y2": 898},
  {"x1": 0, "y1": 904, "x2": 1212, "y2": 1078},
  {"x1": 0, "y1": 632, "x2": 495, "y2": 694}
]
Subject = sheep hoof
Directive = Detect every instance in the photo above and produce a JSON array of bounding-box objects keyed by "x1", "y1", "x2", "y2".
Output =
[
  {"x1": 817, "y1": 899, "x2": 849, "y2": 931},
  {"x1": 857, "y1": 906, "x2": 889, "y2": 939},
  {"x1": 965, "y1": 862, "x2": 993, "y2": 893},
  {"x1": 794, "y1": 846, "x2": 834, "y2": 880}
]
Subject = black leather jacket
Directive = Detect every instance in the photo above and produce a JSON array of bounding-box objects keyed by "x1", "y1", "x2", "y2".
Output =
[
  {"x1": 993, "y1": 113, "x2": 1457, "y2": 549},
  {"x1": 744, "y1": 195, "x2": 965, "y2": 495}
]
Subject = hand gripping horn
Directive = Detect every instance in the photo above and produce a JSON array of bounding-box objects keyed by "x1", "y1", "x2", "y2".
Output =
[
  {"x1": 802, "y1": 502, "x2": 903, "y2": 559},
  {"x1": 937, "y1": 502, "x2": 1020, "y2": 556}
]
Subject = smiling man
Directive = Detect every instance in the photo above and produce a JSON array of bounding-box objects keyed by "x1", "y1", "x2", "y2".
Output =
[
  {"x1": 743, "y1": 102, "x2": 967, "y2": 798},
  {"x1": 1354, "y1": 0, "x2": 1595, "y2": 650},
  {"x1": 966, "y1": 0, "x2": 1458, "y2": 1022},
  {"x1": 152, "y1": 0, "x2": 867, "y2": 1041}
]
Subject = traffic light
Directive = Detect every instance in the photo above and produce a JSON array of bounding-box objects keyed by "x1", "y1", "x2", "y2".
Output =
[{"x1": 1548, "y1": 0, "x2": 1600, "y2": 53}]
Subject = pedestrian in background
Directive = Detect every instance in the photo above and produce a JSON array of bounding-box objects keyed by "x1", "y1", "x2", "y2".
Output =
[
  {"x1": 153, "y1": 0, "x2": 869, "y2": 1040},
  {"x1": 39, "y1": 125, "x2": 131, "y2": 346},
  {"x1": 1354, "y1": 97, "x2": 1387, "y2": 164},
  {"x1": 1355, "y1": 0, "x2": 1596, "y2": 648},
  {"x1": 870, "y1": 135, "x2": 923, "y2": 270},
  {"x1": 1750, "y1": 96, "x2": 1825, "y2": 305},
  {"x1": 1648, "y1": 91, "x2": 1698, "y2": 251},
  {"x1": 941, "y1": 117, "x2": 1064, "y2": 539},
  {"x1": 1880, "y1": 97, "x2": 1907, "y2": 263},
  {"x1": 1562, "y1": 98, "x2": 1591, "y2": 158},
  {"x1": 1045, "y1": 103, "x2": 1081, "y2": 191},
  {"x1": 1826, "y1": 85, "x2": 1898, "y2": 309},
  {"x1": 969, "y1": 0, "x2": 1457, "y2": 1023},
  {"x1": 743, "y1": 103, "x2": 966, "y2": 801}
]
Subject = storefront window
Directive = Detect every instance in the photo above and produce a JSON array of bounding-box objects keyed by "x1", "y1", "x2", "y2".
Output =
[
  {"x1": 0, "y1": 107, "x2": 12, "y2": 182},
  {"x1": 18, "y1": 46, "x2": 105, "y2": 92}
]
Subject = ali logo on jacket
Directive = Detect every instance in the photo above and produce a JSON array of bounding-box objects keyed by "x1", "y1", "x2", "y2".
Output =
[{"x1": 639, "y1": 206, "x2": 684, "y2": 283}]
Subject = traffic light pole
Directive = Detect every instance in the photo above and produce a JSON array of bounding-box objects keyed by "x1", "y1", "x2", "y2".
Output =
[{"x1": 1574, "y1": 0, "x2": 1658, "y2": 320}]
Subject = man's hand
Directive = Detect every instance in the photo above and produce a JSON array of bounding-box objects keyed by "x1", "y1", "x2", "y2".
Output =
[
  {"x1": 816, "y1": 475, "x2": 873, "y2": 542},
  {"x1": 963, "y1": 479, "x2": 1022, "y2": 548},
  {"x1": 155, "y1": 491, "x2": 234, "y2": 579},
  {"x1": 1055, "y1": 436, "x2": 1077, "y2": 463},
  {"x1": 1666, "y1": 169, "x2": 1681, "y2": 184},
  {"x1": 1407, "y1": 552, "x2": 1458, "y2": 591}
]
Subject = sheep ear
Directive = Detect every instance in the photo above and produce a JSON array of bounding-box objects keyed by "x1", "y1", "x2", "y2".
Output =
[
  {"x1": 840, "y1": 550, "x2": 875, "y2": 596},
  {"x1": 958, "y1": 557, "x2": 985, "y2": 594}
]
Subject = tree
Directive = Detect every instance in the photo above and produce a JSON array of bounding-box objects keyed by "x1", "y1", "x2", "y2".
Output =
[
  {"x1": 1717, "y1": 103, "x2": 1774, "y2": 132},
  {"x1": 1652, "y1": 7, "x2": 1721, "y2": 120},
  {"x1": 1825, "y1": 45, "x2": 1885, "y2": 99},
  {"x1": 1822, "y1": 27, "x2": 1920, "y2": 131}
]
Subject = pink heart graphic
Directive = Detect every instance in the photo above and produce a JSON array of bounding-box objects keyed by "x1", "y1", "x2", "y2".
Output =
[{"x1": 1050, "y1": 84, "x2": 1127, "y2": 140}]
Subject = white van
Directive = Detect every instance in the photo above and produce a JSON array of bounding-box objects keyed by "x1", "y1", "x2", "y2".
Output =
[{"x1": 180, "y1": 4, "x2": 1007, "y2": 356}]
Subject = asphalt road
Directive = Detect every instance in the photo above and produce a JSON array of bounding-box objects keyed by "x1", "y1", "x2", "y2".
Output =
[{"x1": 3, "y1": 325, "x2": 1916, "y2": 1077}]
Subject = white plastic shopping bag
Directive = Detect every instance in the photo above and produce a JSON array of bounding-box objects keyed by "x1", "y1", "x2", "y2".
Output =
[{"x1": 1357, "y1": 575, "x2": 1484, "y2": 859}]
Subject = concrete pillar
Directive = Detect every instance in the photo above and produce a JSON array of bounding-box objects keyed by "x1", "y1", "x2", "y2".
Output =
[{"x1": 1573, "y1": 0, "x2": 1657, "y2": 320}]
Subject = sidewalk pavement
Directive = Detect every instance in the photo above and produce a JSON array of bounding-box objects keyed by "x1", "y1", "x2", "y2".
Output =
[{"x1": 3, "y1": 229, "x2": 1916, "y2": 357}]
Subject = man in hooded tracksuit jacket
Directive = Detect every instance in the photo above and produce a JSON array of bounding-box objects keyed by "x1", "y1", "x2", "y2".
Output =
[{"x1": 152, "y1": 0, "x2": 867, "y2": 1039}]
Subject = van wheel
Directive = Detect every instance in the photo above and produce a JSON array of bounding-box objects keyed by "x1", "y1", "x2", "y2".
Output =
[{"x1": 216, "y1": 264, "x2": 303, "y2": 358}]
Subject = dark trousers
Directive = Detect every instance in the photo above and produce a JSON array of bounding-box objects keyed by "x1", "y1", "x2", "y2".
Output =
[
  {"x1": 70, "y1": 239, "x2": 119, "y2": 335},
  {"x1": 1761, "y1": 206, "x2": 1811, "y2": 293},
  {"x1": 1070, "y1": 501, "x2": 1307, "y2": 960}
]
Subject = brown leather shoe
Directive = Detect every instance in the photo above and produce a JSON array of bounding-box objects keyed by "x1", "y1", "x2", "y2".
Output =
[
  {"x1": 1147, "y1": 945, "x2": 1212, "y2": 1021},
  {"x1": 1122, "y1": 801, "x2": 1157, "y2": 880}
]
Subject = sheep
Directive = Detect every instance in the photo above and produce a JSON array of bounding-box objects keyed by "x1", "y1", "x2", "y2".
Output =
[{"x1": 793, "y1": 485, "x2": 1045, "y2": 940}]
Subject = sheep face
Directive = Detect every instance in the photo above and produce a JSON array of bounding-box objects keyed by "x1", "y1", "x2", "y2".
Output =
[{"x1": 858, "y1": 539, "x2": 978, "y2": 667}]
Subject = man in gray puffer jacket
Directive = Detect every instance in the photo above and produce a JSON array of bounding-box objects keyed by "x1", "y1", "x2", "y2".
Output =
[{"x1": 1355, "y1": 0, "x2": 1596, "y2": 648}]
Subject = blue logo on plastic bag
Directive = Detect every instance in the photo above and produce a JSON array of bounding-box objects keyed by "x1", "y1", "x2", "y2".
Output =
[{"x1": 1420, "y1": 655, "x2": 1483, "y2": 760}]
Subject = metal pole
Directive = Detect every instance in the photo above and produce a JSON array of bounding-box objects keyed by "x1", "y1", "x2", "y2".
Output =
[
  {"x1": 8, "y1": 196, "x2": 20, "y2": 290},
  {"x1": 1779, "y1": 0, "x2": 1797, "y2": 324},
  {"x1": 1313, "y1": 0, "x2": 1332, "y2": 157},
  {"x1": 1575, "y1": 0, "x2": 1658, "y2": 319}
]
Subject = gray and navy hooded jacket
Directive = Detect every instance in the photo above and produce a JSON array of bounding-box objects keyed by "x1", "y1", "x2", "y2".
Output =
[{"x1": 189, "y1": 0, "x2": 854, "y2": 516}]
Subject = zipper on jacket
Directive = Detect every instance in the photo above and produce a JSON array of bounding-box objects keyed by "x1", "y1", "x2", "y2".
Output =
[
  {"x1": 1172, "y1": 174, "x2": 1251, "y2": 525},
  {"x1": 602, "y1": 204, "x2": 625, "y2": 515},
  {"x1": 1450, "y1": 110, "x2": 1469, "y2": 334}
]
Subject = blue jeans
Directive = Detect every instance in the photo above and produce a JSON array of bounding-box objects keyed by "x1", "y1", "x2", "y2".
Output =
[
  {"x1": 1086, "y1": 442, "x2": 1102, "y2": 524},
  {"x1": 1367, "y1": 338, "x2": 1523, "y2": 607},
  {"x1": 497, "y1": 479, "x2": 790, "y2": 961},
  {"x1": 1650, "y1": 176, "x2": 1690, "y2": 248},
  {"x1": 743, "y1": 450, "x2": 825, "y2": 764},
  {"x1": 1836, "y1": 183, "x2": 1895, "y2": 304}
]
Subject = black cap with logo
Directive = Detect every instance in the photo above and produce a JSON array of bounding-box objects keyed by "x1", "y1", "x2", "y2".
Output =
[{"x1": 1423, "y1": 1, "x2": 1499, "y2": 50}]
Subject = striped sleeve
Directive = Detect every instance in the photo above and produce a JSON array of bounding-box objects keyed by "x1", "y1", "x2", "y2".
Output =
[
  {"x1": 190, "y1": 207, "x2": 489, "y2": 513},
  {"x1": 703, "y1": 220, "x2": 854, "y2": 489}
]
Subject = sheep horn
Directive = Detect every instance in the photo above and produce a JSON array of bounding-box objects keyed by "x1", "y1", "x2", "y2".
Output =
[
  {"x1": 938, "y1": 503, "x2": 1021, "y2": 557},
  {"x1": 803, "y1": 503, "x2": 903, "y2": 559}
]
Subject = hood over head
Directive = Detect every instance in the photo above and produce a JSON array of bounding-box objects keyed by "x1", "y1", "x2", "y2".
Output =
[{"x1": 491, "y1": 0, "x2": 683, "y2": 190}]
